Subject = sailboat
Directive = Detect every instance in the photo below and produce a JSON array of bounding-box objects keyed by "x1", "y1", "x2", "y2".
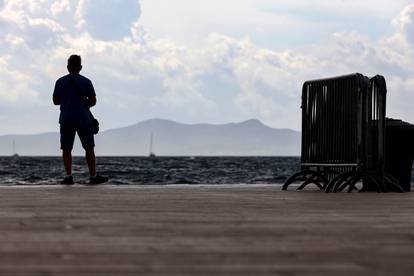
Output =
[
  {"x1": 149, "y1": 132, "x2": 156, "y2": 158},
  {"x1": 12, "y1": 139, "x2": 19, "y2": 158}
]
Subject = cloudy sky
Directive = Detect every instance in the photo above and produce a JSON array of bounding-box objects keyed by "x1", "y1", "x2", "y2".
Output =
[{"x1": 0, "y1": 0, "x2": 414, "y2": 135}]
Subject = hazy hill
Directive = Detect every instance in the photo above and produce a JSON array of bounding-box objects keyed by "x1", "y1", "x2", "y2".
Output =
[{"x1": 0, "y1": 119, "x2": 300, "y2": 156}]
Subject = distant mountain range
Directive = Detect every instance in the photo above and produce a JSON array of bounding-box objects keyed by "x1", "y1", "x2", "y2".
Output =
[{"x1": 0, "y1": 119, "x2": 300, "y2": 156}]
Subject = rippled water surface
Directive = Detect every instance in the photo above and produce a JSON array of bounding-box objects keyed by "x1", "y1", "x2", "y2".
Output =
[{"x1": 0, "y1": 156, "x2": 300, "y2": 185}]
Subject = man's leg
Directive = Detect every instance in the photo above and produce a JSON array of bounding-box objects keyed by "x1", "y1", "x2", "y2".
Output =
[
  {"x1": 85, "y1": 147, "x2": 108, "y2": 184},
  {"x1": 60, "y1": 124, "x2": 76, "y2": 184},
  {"x1": 79, "y1": 125, "x2": 108, "y2": 184},
  {"x1": 63, "y1": 149, "x2": 73, "y2": 175},
  {"x1": 85, "y1": 147, "x2": 96, "y2": 177}
]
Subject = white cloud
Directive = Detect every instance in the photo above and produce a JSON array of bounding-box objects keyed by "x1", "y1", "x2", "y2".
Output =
[
  {"x1": 0, "y1": 0, "x2": 414, "y2": 135},
  {"x1": 75, "y1": 0, "x2": 140, "y2": 40},
  {"x1": 0, "y1": 57, "x2": 38, "y2": 102},
  {"x1": 140, "y1": 0, "x2": 413, "y2": 50},
  {"x1": 51, "y1": 0, "x2": 70, "y2": 17},
  {"x1": 392, "y1": 4, "x2": 414, "y2": 47}
]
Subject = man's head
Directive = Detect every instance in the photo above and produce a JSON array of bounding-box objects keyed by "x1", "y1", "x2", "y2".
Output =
[{"x1": 67, "y1": 55, "x2": 82, "y2": 74}]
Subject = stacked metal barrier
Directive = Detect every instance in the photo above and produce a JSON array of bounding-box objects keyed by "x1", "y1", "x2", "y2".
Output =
[{"x1": 283, "y1": 73, "x2": 404, "y2": 192}]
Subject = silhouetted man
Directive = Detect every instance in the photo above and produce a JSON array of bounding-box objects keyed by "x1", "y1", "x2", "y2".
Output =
[{"x1": 53, "y1": 55, "x2": 108, "y2": 185}]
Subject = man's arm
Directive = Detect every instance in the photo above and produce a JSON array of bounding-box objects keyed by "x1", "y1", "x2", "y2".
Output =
[
  {"x1": 53, "y1": 95, "x2": 60, "y2": 105},
  {"x1": 87, "y1": 79, "x2": 97, "y2": 107},
  {"x1": 88, "y1": 96, "x2": 97, "y2": 107},
  {"x1": 52, "y1": 80, "x2": 60, "y2": 105}
]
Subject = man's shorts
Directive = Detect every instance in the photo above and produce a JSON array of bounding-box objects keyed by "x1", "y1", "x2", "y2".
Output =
[{"x1": 60, "y1": 123, "x2": 95, "y2": 150}]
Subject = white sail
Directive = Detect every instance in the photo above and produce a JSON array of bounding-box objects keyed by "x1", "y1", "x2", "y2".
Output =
[
  {"x1": 12, "y1": 139, "x2": 19, "y2": 157},
  {"x1": 149, "y1": 133, "x2": 156, "y2": 157}
]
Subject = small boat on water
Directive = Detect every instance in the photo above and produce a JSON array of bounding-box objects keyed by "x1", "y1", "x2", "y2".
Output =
[
  {"x1": 12, "y1": 140, "x2": 19, "y2": 158},
  {"x1": 149, "y1": 133, "x2": 156, "y2": 158}
]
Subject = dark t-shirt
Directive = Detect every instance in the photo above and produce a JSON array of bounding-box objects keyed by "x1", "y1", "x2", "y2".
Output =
[{"x1": 53, "y1": 74, "x2": 96, "y2": 125}]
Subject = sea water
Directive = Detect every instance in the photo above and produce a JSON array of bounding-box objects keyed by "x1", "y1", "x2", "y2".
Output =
[{"x1": 0, "y1": 156, "x2": 300, "y2": 185}]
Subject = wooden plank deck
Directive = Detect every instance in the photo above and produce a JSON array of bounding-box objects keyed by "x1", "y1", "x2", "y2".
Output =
[{"x1": 0, "y1": 185, "x2": 413, "y2": 275}]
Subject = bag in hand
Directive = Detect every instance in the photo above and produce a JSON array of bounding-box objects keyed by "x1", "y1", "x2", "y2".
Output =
[{"x1": 90, "y1": 112, "x2": 99, "y2": 135}]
